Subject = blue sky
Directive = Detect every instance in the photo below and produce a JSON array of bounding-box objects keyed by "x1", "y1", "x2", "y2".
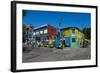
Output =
[{"x1": 23, "y1": 10, "x2": 91, "y2": 30}]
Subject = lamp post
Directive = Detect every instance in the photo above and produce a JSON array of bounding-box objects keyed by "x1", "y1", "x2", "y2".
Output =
[{"x1": 58, "y1": 19, "x2": 64, "y2": 48}]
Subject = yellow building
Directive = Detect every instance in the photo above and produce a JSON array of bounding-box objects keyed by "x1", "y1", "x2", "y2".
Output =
[{"x1": 61, "y1": 27, "x2": 84, "y2": 47}]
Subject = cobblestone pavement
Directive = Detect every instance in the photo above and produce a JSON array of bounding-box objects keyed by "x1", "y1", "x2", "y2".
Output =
[{"x1": 22, "y1": 46, "x2": 91, "y2": 63}]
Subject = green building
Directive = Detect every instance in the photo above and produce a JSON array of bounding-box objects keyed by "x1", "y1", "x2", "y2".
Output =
[{"x1": 61, "y1": 27, "x2": 84, "y2": 47}]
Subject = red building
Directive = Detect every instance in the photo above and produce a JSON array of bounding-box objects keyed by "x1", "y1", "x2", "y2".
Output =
[{"x1": 33, "y1": 24, "x2": 57, "y2": 47}]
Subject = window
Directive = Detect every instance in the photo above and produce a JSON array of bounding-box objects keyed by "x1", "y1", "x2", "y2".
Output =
[
  {"x1": 72, "y1": 29, "x2": 75, "y2": 34},
  {"x1": 72, "y1": 38, "x2": 76, "y2": 42},
  {"x1": 33, "y1": 32, "x2": 35, "y2": 35},
  {"x1": 44, "y1": 30, "x2": 47, "y2": 34},
  {"x1": 40, "y1": 31, "x2": 43, "y2": 34},
  {"x1": 36, "y1": 32, "x2": 39, "y2": 35},
  {"x1": 72, "y1": 29, "x2": 75, "y2": 36}
]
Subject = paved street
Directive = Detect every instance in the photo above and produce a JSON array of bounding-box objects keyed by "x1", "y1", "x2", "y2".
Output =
[{"x1": 22, "y1": 46, "x2": 91, "y2": 63}]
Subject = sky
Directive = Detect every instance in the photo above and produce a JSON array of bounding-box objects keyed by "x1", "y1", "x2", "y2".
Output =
[{"x1": 23, "y1": 10, "x2": 91, "y2": 30}]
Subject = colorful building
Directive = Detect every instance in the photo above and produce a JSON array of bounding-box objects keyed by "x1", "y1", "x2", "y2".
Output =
[
  {"x1": 33, "y1": 24, "x2": 57, "y2": 47},
  {"x1": 61, "y1": 27, "x2": 84, "y2": 47}
]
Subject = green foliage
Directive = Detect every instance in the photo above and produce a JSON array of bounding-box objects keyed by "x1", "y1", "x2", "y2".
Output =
[
  {"x1": 23, "y1": 24, "x2": 28, "y2": 43},
  {"x1": 82, "y1": 28, "x2": 91, "y2": 40},
  {"x1": 23, "y1": 10, "x2": 27, "y2": 17}
]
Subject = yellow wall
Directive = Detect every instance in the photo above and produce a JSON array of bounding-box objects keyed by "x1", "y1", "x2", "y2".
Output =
[
  {"x1": 75, "y1": 29, "x2": 79, "y2": 35},
  {"x1": 63, "y1": 29, "x2": 71, "y2": 37},
  {"x1": 62, "y1": 29, "x2": 83, "y2": 38}
]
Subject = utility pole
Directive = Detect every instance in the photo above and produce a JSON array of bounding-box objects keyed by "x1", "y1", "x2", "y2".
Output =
[
  {"x1": 58, "y1": 19, "x2": 63, "y2": 48},
  {"x1": 58, "y1": 19, "x2": 62, "y2": 37}
]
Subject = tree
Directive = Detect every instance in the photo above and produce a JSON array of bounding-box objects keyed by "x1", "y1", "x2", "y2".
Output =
[
  {"x1": 23, "y1": 24, "x2": 28, "y2": 43},
  {"x1": 23, "y1": 24, "x2": 34, "y2": 43},
  {"x1": 23, "y1": 10, "x2": 27, "y2": 17},
  {"x1": 82, "y1": 27, "x2": 91, "y2": 40}
]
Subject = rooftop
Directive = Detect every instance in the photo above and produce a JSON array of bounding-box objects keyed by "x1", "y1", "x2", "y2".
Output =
[{"x1": 61, "y1": 27, "x2": 82, "y2": 32}]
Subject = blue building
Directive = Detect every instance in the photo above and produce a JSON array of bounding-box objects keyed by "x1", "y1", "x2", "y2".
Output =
[{"x1": 32, "y1": 24, "x2": 57, "y2": 47}]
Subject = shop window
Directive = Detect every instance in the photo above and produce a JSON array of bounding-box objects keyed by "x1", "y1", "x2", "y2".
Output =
[{"x1": 72, "y1": 38, "x2": 76, "y2": 42}]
